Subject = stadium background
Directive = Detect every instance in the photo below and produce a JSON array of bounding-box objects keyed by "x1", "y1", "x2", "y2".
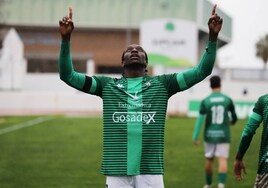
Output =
[
  {"x1": 0, "y1": 0, "x2": 267, "y2": 117},
  {"x1": 0, "y1": 1, "x2": 266, "y2": 187}
]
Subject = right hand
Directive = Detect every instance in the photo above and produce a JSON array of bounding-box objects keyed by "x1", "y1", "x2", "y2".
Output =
[
  {"x1": 59, "y1": 7, "x2": 74, "y2": 41},
  {"x1": 208, "y1": 4, "x2": 223, "y2": 41},
  {"x1": 193, "y1": 140, "x2": 199, "y2": 145},
  {"x1": 234, "y1": 160, "x2": 247, "y2": 181}
]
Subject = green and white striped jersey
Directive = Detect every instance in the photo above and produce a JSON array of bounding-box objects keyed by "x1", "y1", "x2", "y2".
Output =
[
  {"x1": 237, "y1": 94, "x2": 268, "y2": 173},
  {"x1": 193, "y1": 92, "x2": 237, "y2": 143},
  {"x1": 59, "y1": 41, "x2": 217, "y2": 175},
  {"x1": 91, "y1": 75, "x2": 179, "y2": 175}
]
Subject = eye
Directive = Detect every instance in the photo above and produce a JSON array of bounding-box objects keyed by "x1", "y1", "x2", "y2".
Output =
[
  {"x1": 125, "y1": 47, "x2": 133, "y2": 52},
  {"x1": 136, "y1": 47, "x2": 145, "y2": 52}
]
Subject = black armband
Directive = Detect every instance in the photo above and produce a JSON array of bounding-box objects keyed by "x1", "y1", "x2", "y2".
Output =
[{"x1": 82, "y1": 76, "x2": 92, "y2": 93}]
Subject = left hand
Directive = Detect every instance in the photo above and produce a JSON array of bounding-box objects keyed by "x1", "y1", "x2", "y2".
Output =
[
  {"x1": 234, "y1": 160, "x2": 247, "y2": 181},
  {"x1": 208, "y1": 4, "x2": 223, "y2": 41}
]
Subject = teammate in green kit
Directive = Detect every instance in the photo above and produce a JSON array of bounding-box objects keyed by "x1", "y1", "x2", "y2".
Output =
[
  {"x1": 234, "y1": 94, "x2": 268, "y2": 188},
  {"x1": 192, "y1": 75, "x2": 238, "y2": 188},
  {"x1": 59, "y1": 5, "x2": 222, "y2": 188}
]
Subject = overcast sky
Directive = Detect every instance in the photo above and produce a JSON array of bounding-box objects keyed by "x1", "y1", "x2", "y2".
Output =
[{"x1": 209, "y1": 0, "x2": 268, "y2": 69}]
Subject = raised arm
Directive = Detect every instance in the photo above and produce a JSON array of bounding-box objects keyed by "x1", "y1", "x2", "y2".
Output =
[
  {"x1": 58, "y1": 8, "x2": 91, "y2": 92},
  {"x1": 176, "y1": 4, "x2": 223, "y2": 91}
]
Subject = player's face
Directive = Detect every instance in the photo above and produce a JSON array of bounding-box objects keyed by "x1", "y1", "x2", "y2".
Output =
[{"x1": 122, "y1": 44, "x2": 147, "y2": 68}]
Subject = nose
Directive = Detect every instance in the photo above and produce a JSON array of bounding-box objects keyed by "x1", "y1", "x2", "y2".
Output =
[{"x1": 131, "y1": 48, "x2": 138, "y2": 53}]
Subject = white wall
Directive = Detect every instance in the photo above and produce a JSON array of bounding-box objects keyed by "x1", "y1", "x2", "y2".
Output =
[
  {"x1": 0, "y1": 28, "x2": 26, "y2": 90},
  {"x1": 0, "y1": 73, "x2": 266, "y2": 116}
]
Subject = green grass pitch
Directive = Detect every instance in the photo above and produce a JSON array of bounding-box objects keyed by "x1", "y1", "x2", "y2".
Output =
[{"x1": 0, "y1": 116, "x2": 260, "y2": 187}]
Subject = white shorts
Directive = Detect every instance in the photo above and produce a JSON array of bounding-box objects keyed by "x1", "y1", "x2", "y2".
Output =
[
  {"x1": 204, "y1": 142, "x2": 230, "y2": 158},
  {"x1": 106, "y1": 175, "x2": 164, "y2": 188},
  {"x1": 254, "y1": 173, "x2": 268, "y2": 188}
]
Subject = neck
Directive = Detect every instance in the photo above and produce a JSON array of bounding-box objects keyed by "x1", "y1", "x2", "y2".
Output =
[
  {"x1": 123, "y1": 65, "x2": 146, "y2": 78},
  {"x1": 124, "y1": 69, "x2": 145, "y2": 78}
]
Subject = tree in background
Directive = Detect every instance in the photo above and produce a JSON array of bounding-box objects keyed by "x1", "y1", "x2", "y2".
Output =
[
  {"x1": 0, "y1": 0, "x2": 6, "y2": 23},
  {"x1": 0, "y1": 0, "x2": 7, "y2": 49},
  {"x1": 256, "y1": 34, "x2": 268, "y2": 69}
]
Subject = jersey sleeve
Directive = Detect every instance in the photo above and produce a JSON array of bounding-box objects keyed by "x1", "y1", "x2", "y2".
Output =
[
  {"x1": 176, "y1": 41, "x2": 217, "y2": 91},
  {"x1": 235, "y1": 98, "x2": 263, "y2": 160},
  {"x1": 90, "y1": 75, "x2": 113, "y2": 97},
  {"x1": 154, "y1": 74, "x2": 181, "y2": 97},
  {"x1": 199, "y1": 100, "x2": 207, "y2": 115},
  {"x1": 58, "y1": 41, "x2": 95, "y2": 93},
  {"x1": 59, "y1": 41, "x2": 86, "y2": 90},
  {"x1": 229, "y1": 98, "x2": 238, "y2": 125},
  {"x1": 192, "y1": 114, "x2": 205, "y2": 141},
  {"x1": 192, "y1": 100, "x2": 206, "y2": 141}
]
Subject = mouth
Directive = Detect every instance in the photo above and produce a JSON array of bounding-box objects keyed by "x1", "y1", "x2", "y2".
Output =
[{"x1": 130, "y1": 54, "x2": 140, "y2": 60}]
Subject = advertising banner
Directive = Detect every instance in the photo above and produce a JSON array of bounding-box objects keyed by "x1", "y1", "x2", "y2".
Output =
[{"x1": 140, "y1": 19, "x2": 198, "y2": 67}]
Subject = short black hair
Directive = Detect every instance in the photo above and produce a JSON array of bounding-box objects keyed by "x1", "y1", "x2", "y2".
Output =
[{"x1": 210, "y1": 75, "x2": 221, "y2": 89}]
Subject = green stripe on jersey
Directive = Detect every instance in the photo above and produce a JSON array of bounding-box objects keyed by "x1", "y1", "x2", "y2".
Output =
[
  {"x1": 176, "y1": 73, "x2": 187, "y2": 90},
  {"x1": 90, "y1": 77, "x2": 97, "y2": 93},
  {"x1": 250, "y1": 112, "x2": 262, "y2": 122},
  {"x1": 126, "y1": 77, "x2": 143, "y2": 174}
]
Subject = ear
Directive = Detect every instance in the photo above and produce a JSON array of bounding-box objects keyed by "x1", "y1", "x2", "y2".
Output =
[
  {"x1": 144, "y1": 57, "x2": 148, "y2": 67},
  {"x1": 121, "y1": 57, "x2": 125, "y2": 67},
  {"x1": 144, "y1": 52, "x2": 148, "y2": 66},
  {"x1": 121, "y1": 51, "x2": 125, "y2": 64}
]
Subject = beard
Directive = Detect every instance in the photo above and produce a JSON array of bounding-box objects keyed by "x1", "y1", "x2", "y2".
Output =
[{"x1": 123, "y1": 62, "x2": 146, "y2": 70}]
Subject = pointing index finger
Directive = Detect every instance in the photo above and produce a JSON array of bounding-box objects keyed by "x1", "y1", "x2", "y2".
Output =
[
  {"x1": 69, "y1": 7, "x2": 73, "y2": 20},
  {"x1": 211, "y1": 4, "x2": 217, "y2": 15}
]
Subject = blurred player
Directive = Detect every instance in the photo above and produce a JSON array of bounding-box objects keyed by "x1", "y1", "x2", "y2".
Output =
[
  {"x1": 192, "y1": 75, "x2": 238, "y2": 188},
  {"x1": 234, "y1": 94, "x2": 268, "y2": 188},
  {"x1": 58, "y1": 5, "x2": 222, "y2": 188}
]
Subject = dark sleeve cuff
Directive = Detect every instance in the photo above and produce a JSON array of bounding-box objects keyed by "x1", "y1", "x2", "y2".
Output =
[{"x1": 235, "y1": 153, "x2": 244, "y2": 161}]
